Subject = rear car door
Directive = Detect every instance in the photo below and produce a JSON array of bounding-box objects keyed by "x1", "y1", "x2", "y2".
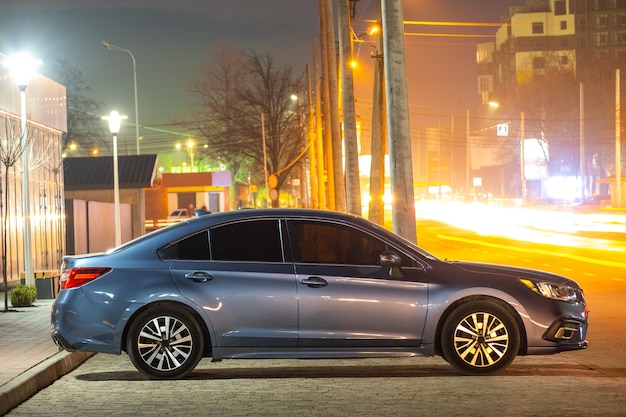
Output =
[
  {"x1": 167, "y1": 218, "x2": 298, "y2": 348},
  {"x1": 288, "y1": 219, "x2": 428, "y2": 348}
]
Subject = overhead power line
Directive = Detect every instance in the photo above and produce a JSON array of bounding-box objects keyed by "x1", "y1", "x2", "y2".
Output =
[
  {"x1": 404, "y1": 33, "x2": 495, "y2": 38},
  {"x1": 403, "y1": 20, "x2": 504, "y2": 27}
]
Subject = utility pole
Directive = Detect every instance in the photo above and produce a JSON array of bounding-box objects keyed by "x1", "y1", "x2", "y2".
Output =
[
  {"x1": 520, "y1": 111, "x2": 526, "y2": 204},
  {"x1": 450, "y1": 114, "x2": 454, "y2": 192},
  {"x1": 369, "y1": 1, "x2": 386, "y2": 226},
  {"x1": 579, "y1": 82, "x2": 585, "y2": 199},
  {"x1": 466, "y1": 108, "x2": 471, "y2": 196},
  {"x1": 306, "y1": 64, "x2": 318, "y2": 209},
  {"x1": 313, "y1": 37, "x2": 327, "y2": 209},
  {"x1": 262, "y1": 113, "x2": 269, "y2": 208},
  {"x1": 338, "y1": 0, "x2": 361, "y2": 215},
  {"x1": 616, "y1": 69, "x2": 622, "y2": 208},
  {"x1": 318, "y1": 0, "x2": 336, "y2": 210},
  {"x1": 381, "y1": 0, "x2": 417, "y2": 243},
  {"x1": 321, "y1": 0, "x2": 346, "y2": 212}
]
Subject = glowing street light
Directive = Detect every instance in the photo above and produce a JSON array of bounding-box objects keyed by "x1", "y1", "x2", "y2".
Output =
[
  {"x1": 102, "y1": 110, "x2": 127, "y2": 247},
  {"x1": 176, "y1": 139, "x2": 195, "y2": 169},
  {"x1": 102, "y1": 41, "x2": 146, "y2": 235},
  {"x1": 186, "y1": 139, "x2": 195, "y2": 168},
  {"x1": 2, "y1": 52, "x2": 42, "y2": 287},
  {"x1": 102, "y1": 41, "x2": 140, "y2": 155}
]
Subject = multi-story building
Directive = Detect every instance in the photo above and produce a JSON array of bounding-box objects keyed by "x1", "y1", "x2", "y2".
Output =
[
  {"x1": 574, "y1": 0, "x2": 626, "y2": 65},
  {"x1": 475, "y1": 0, "x2": 625, "y2": 203},
  {"x1": 480, "y1": 0, "x2": 576, "y2": 104},
  {"x1": 0, "y1": 71, "x2": 66, "y2": 291}
]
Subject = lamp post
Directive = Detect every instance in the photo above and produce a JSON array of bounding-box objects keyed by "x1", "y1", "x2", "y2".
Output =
[
  {"x1": 102, "y1": 111, "x2": 127, "y2": 247},
  {"x1": 102, "y1": 40, "x2": 146, "y2": 236},
  {"x1": 290, "y1": 93, "x2": 307, "y2": 208},
  {"x1": 102, "y1": 41, "x2": 139, "y2": 155},
  {"x1": 2, "y1": 53, "x2": 41, "y2": 287},
  {"x1": 186, "y1": 139, "x2": 195, "y2": 170}
]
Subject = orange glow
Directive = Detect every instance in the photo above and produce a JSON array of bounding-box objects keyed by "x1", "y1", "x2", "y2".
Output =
[
  {"x1": 415, "y1": 200, "x2": 626, "y2": 253},
  {"x1": 368, "y1": 24, "x2": 380, "y2": 36}
]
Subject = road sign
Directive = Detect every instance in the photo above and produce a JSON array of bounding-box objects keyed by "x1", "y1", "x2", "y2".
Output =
[
  {"x1": 497, "y1": 124, "x2": 508, "y2": 136},
  {"x1": 269, "y1": 188, "x2": 279, "y2": 201},
  {"x1": 269, "y1": 174, "x2": 278, "y2": 189}
]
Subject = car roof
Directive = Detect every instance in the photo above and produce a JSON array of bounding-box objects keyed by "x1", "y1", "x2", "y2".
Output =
[{"x1": 115, "y1": 209, "x2": 385, "y2": 252}]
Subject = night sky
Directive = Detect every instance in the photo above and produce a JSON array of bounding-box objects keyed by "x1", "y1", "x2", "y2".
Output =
[{"x1": 1, "y1": 0, "x2": 521, "y2": 154}]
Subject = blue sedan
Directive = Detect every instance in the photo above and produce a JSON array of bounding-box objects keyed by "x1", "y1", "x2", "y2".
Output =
[{"x1": 51, "y1": 209, "x2": 588, "y2": 379}]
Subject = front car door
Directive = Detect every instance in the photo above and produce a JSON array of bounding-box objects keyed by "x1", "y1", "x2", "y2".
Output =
[{"x1": 288, "y1": 218, "x2": 428, "y2": 349}]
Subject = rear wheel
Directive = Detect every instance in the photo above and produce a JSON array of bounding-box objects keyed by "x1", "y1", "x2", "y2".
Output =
[
  {"x1": 126, "y1": 305, "x2": 204, "y2": 379},
  {"x1": 441, "y1": 300, "x2": 520, "y2": 375}
]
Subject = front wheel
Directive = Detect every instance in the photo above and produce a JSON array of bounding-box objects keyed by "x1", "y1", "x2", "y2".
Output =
[
  {"x1": 126, "y1": 305, "x2": 205, "y2": 379},
  {"x1": 441, "y1": 300, "x2": 520, "y2": 375}
]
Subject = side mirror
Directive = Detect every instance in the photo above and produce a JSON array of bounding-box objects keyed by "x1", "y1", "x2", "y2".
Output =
[{"x1": 378, "y1": 250, "x2": 403, "y2": 278}]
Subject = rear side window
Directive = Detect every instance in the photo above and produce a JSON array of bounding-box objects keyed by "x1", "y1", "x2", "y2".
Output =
[
  {"x1": 210, "y1": 219, "x2": 283, "y2": 262},
  {"x1": 163, "y1": 231, "x2": 210, "y2": 260}
]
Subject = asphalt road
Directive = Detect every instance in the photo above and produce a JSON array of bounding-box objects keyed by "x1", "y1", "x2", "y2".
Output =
[{"x1": 7, "y1": 219, "x2": 626, "y2": 417}]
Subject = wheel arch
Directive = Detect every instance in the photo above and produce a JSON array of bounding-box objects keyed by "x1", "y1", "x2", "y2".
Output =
[
  {"x1": 121, "y1": 300, "x2": 213, "y2": 357},
  {"x1": 433, "y1": 295, "x2": 528, "y2": 357}
]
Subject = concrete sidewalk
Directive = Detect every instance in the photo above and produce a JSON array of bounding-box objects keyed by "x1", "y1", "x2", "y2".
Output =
[{"x1": 0, "y1": 295, "x2": 93, "y2": 415}]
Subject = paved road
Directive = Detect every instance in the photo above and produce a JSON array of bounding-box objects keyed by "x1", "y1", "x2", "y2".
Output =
[{"x1": 6, "y1": 353, "x2": 626, "y2": 416}]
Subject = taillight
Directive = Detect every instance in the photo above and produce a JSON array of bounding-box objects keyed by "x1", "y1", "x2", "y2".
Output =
[{"x1": 60, "y1": 267, "x2": 112, "y2": 289}]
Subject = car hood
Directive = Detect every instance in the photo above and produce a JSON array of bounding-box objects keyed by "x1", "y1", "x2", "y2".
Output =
[{"x1": 451, "y1": 260, "x2": 580, "y2": 288}]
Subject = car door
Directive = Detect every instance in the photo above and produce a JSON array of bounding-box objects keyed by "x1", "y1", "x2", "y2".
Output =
[
  {"x1": 288, "y1": 219, "x2": 428, "y2": 348},
  {"x1": 168, "y1": 218, "x2": 298, "y2": 348}
]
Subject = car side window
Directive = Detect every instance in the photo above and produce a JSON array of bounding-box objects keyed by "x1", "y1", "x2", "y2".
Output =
[
  {"x1": 209, "y1": 219, "x2": 283, "y2": 262},
  {"x1": 290, "y1": 220, "x2": 388, "y2": 265},
  {"x1": 163, "y1": 231, "x2": 210, "y2": 260}
]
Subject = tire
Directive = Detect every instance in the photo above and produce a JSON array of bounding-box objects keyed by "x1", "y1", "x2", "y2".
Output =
[
  {"x1": 126, "y1": 304, "x2": 205, "y2": 379},
  {"x1": 441, "y1": 300, "x2": 520, "y2": 375}
]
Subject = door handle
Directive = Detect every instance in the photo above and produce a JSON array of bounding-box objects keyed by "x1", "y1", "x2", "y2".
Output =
[
  {"x1": 300, "y1": 276, "x2": 328, "y2": 288},
  {"x1": 185, "y1": 271, "x2": 214, "y2": 283}
]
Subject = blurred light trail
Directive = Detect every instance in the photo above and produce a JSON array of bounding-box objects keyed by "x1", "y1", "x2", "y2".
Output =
[{"x1": 415, "y1": 201, "x2": 626, "y2": 252}]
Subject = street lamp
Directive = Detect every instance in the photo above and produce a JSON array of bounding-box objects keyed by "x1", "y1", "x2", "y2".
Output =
[
  {"x1": 102, "y1": 110, "x2": 127, "y2": 247},
  {"x1": 102, "y1": 40, "x2": 140, "y2": 155},
  {"x1": 290, "y1": 93, "x2": 307, "y2": 208},
  {"x1": 175, "y1": 139, "x2": 195, "y2": 170},
  {"x1": 2, "y1": 52, "x2": 41, "y2": 287},
  {"x1": 102, "y1": 40, "x2": 146, "y2": 236}
]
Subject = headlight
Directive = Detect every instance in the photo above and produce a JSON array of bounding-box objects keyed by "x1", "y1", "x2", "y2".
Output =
[{"x1": 520, "y1": 279, "x2": 579, "y2": 302}]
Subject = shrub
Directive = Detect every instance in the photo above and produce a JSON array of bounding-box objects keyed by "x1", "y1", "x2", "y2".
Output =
[{"x1": 10, "y1": 285, "x2": 37, "y2": 307}]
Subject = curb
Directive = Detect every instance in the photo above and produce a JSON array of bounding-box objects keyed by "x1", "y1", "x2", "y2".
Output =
[{"x1": 0, "y1": 350, "x2": 95, "y2": 416}]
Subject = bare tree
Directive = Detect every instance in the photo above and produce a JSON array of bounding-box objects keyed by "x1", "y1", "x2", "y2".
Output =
[
  {"x1": 189, "y1": 47, "x2": 304, "y2": 206},
  {"x1": 0, "y1": 117, "x2": 30, "y2": 311},
  {"x1": 49, "y1": 58, "x2": 106, "y2": 155}
]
